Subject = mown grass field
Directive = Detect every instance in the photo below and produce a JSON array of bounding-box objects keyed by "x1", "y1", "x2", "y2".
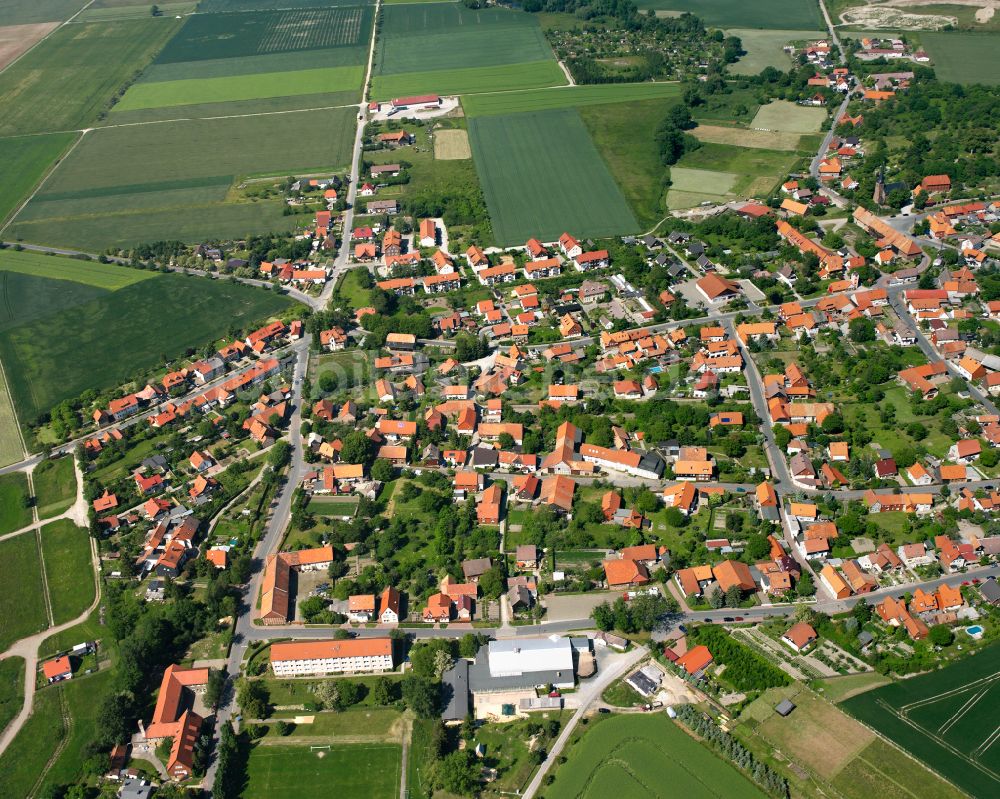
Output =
[
  {"x1": 666, "y1": 141, "x2": 798, "y2": 208},
  {"x1": 0, "y1": 657, "x2": 25, "y2": 740},
  {"x1": 462, "y1": 81, "x2": 680, "y2": 116},
  {"x1": 469, "y1": 108, "x2": 638, "y2": 244},
  {"x1": 751, "y1": 99, "x2": 828, "y2": 133},
  {"x1": 0, "y1": 18, "x2": 181, "y2": 136},
  {"x1": 636, "y1": 0, "x2": 823, "y2": 29},
  {"x1": 0, "y1": 370, "x2": 22, "y2": 468},
  {"x1": 372, "y1": 60, "x2": 565, "y2": 101},
  {"x1": 0, "y1": 533, "x2": 47, "y2": 652},
  {"x1": 10, "y1": 108, "x2": 356, "y2": 249},
  {"x1": 546, "y1": 714, "x2": 764, "y2": 799},
  {"x1": 243, "y1": 743, "x2": 401, "y2": 799},
  {"x1": 156, "y1": 6, "x2": 373, "y2": 63},
  {"x1": 0, "y1": 473, "x2": 32, "y2": 534},
  {"x1": 114, "y1": 65, "x2": 364, "y2": 110},
  {"x1": 0, "y1": 261, "x2": 293, "y2": 422},
  {"x1": 920, "y1": 32, "x2": 1000, "y2": 85},
  {"x1": 32, "y1": 457, "x2": 76, "y2": 520},
  {"x1": 0, "y1": 134, "x2": 77, "y2": 226},
  {"x1": 842, "y1": 644, "x2": 1000, "y2": 799},
  {"x1": 377, "y1": 3, "x2": 553, "y2": 74},
  {"x1": 39, "y1": 520, "x2": 94, "y2": 625},
  {"x1": 728, "y1": 28, "x2": 825, "y2": 75},
  {"x1": 691, "y1": 124, "x2": 803, "y2": 151}
]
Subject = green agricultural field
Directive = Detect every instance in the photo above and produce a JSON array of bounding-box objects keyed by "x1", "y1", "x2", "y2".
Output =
[
  {"x1": 469, "y1": 108, "x2": 638, "y2": 244},
  {"x1": 76, "y1": 1, "x2": 196, "y2": 21},
  {"x1": 0, "y1": 675, "x2": 61, "y2": 798},
  {"x1": 0, "y1": 533, "x2": 47, "y2": 652},
  {"x1": 32, "y1": 457, "x2": 76, "y2": 520},
  {"x1": 920, "y1": 32, "x2": 1000, "y2": 85},
  {"x1": 372, "y1": 60, "x2": 565, "y2": 101},
  {"x1": 199, "y1": 0, "x2": 374, "y2": 10},
  {"x1": 636, "y1": 0, "x2": 823, "y2": 29},
  {"x1": 462, "y1": 81, "x2": 680, "y2": 116},
  {"x1": 546, "y1": 714, "x2": 765, "y2": 799},
  {"x1": 580, "y1": 98, "x2": 674, "y2": 228},
  {"x1": 728, "y1": 28, "x2": 825, "y2": 75},
  {"x1": 0, "y1": 0, "x2": 87, "y2": 24},
  {"x1": 39, "y1": 521, "x2": 93, "y2": 625},
  {"x1": 114, "y1": 65, "x2": 364, "y2": 111},
  {"x1": 0, "y1": 367, "x2": 22, "y2": 468},
  {"x1": 751, "y1": 99, "x2": 828, "y2": 133},
  {"x1": 243, "y1": 743, "x2": 401, "y2": 799},
  {"x1": 0, "y1": 134, "x2": 77, "y2": 227},
  {"x1": 0, "y1": 262, "x2": 294, "y2": 422},
  {"x1": 0, "y1": 657, "x2": 24, "y2": 739},
  {"x1": 141, "y1": 47, "x2": 369, "y2": 83},
  {"x1": 0, "y1": 18, "x2": 181, "y2": 136},
  {"x1": 377, "y1": 3, "x2": 553, "y2": 75},
  {"x1": 0, "y1": 473, "x2": 32, "y2": 534},
  {"x1": 842, "y1": 644, "x2": 1000, "y2": 799},
  {"x1": 0, "y1": 249, "x2": 155, "y2": 290},
  {"x1": 10, "y1": 108, "x2": 356, "y2": 249},
  {"x1": 156, "y1": 6, "x2": 374, "y2": 63}
]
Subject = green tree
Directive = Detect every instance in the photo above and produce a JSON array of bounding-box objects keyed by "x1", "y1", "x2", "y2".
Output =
[
  {"x1": 929, "y1": 625, "x2": 954, "y2": 646},
  {"x1": 402, "y1": 676, "x2": 439, "y2": 718},
  {"x1": 437, "y1": 750, "x2": 479, "y2": 794},
  {"x1": 371, "y1": 458, "x2": 395, "y2": 482}
]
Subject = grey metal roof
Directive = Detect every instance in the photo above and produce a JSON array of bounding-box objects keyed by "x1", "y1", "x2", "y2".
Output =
[{"x1": 441, "y1": 659, "x2": 470, "y2": 722}]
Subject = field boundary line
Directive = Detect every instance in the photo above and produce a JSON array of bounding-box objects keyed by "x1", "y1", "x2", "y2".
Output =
[
  {"x1": 937, "y1": 686, "x2": 988, "y2": 735},
  {"x1": 0, "y1": 130, "x2": 86, "y2": 235}
]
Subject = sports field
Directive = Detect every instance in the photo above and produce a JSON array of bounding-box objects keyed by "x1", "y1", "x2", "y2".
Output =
[
  {"x1": 373, "y1": 3, "x2": 564, "y2": 98},
  {"x1": 636, "y1": 0, "x2": 823, "y2": 29},
  {"x1": 39, "y1": 520, "x2": 93, "y2": 625},
  {"x1": 244, "y1": 743, "x2": 401, "y2": 799},
  {"x1": 546, "y1": 714, "x2": 764, "y2": 799},
  {"x1": 468, "y1": 109, "x2": 638, "y2": 244},
  {"x1": 0, "y1": 18, "x2": 181, "y2": 136},
  {"x1": 842, "y1": 644, "x2": 1000, "y2": 798},
  {"x1": 114, "y1": 65, "x2": 364, "y2": 111},
  {"x1": 10, "y1": 108, "x2": 356, "y2": 249},
  {"x1": 32, "y1": 456, "x2": 77, "y2": 520},
  {"x1": 752, "y1": 100, "x2": 828, "y2": 133},
  {"x1": 0, "y1": 253, "x2": 294, "y2": 422},
  {"x1": 0, "y1": 532, "x2": 48, "y2": 653},
  {"x1": 728, "y1": 28, "x2": 825, "y2": 75},
  {"x1": 462, "y1": 81, "x2": 681, "y2": 116},
  {"x1": 920, "y1": 32, "x2": 1000, "y2": 85}
]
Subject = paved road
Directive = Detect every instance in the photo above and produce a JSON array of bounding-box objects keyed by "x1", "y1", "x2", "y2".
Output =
[{"x1": 202, "y1": 340, "x2": 310, "y2": 790}]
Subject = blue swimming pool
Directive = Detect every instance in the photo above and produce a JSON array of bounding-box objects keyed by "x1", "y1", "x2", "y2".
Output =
[{"x1": 966, "y1": 625, "x2": 984, "y2": 637}]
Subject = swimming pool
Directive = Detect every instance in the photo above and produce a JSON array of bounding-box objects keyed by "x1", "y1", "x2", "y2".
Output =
[{"x1": 965, "y1": 625, "x2": 984, "y2": 639}]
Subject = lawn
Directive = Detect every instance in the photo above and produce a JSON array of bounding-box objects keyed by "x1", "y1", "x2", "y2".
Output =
[
  {"x1": 545, "y1": 714, "x2": 765, "y2": 799},
  {"x1": 0, "y1": 656, "x2": 24, "y2": 739},
  {"x1": 10, "y1": 106, "x2": 356, "y2": 249},
  {"x1": 814, "y1": 671, "x2": 891, "y2": 703},
  {"x1": 113, "y1": 65, "x2": 364, "y2": 111},
  {"x1": 635, "y1": 0, "x2": 823, "y2": 29},
  {"x1": 279, "y1": 708, "x2": 402, "y2": 736},
  {"x1": 468, "y1": 108, "x2": 639, "y2": 245},
  {"x1": 728, "y1": 28, "x2": 825, "y2": 76},
  {"x1": 376, "y1": 3, "x2": 553, "y2": 75},
  {"x1": 751, "y1": 100, "x2": 828, "y2": 133},
  {"x1": 462, "y1": 81, "x2": 681, "y2": 117},
  {"x1": 0, "y1": 532, "x2": 47, "y2": 652},
  {"x1": 0, "y1": 133, "x2": 77, "y2": 226},
  {"x1": 920, "y1": 31, "x2": 1000, "y2": 85},
  {"x1": 666, "y1": 141, "x2": 799, "y2": 208},
  {"x1": 39, "y1": 520, "x2": 94, "y2": 626},
  {"x1": 0, "y1": 473, "x2": 32, "y2": 535},
  {"x1": 243, "y1": 743, "x2": 401, "y2": 799},
  {"x1": 0, "y1": 266, "x2": 294, "y2": 423},
  {"x1": 29, "y1": 456, "x2": 76, "y2": 520},
  {"x1": 841, "y1": 643, "x2": 1000, "y2": 799},
  {"x1": 372, "y1": 60, "x2": 566, "y2": 101},
  {"x1": 841, "y1": 385, "x2": 953, "y2": 459},
  {"x1": 0, "y1": 18, "x2": 181, "y2": 136},
  {"x1": 156, "y1": 6, "x2": 374, "y2": 63}
]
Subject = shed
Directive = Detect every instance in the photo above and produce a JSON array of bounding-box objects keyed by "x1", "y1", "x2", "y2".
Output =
[{"x1": 775, "y1": 699, "x2": 796, "y2": 717}]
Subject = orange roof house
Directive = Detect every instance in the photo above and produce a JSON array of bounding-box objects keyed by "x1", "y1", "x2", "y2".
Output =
[
  {"x1": 676, "y1": 644, "x2": 713, "y2": 676},
  {"x1": 603, "y1": 558, "x2": 650, "y2": 588},
  {"x1": 713, "y1": 560, "x2": 755, "y2": 593},
  {"x1": 696, "y1": 273, "x2": 741, "y2": 302}
]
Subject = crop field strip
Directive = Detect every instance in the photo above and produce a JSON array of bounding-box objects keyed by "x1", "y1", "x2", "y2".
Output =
[
  {"x1": 0, "y1": 532, "x2": 48, "y2": 653},
  {"x1": 842, "y1": 644, "x2": 1000, "y2": 799},
  {"x1": 919, "y1": 32, "x2": 1000, "y2": 85},
  {"x1": 634, "y1": 0, "x2": 823, "y2": 30},
  {"x1": 462, "y1": 81, "x2": 680, "y2": 116},
  {"x1": 468, "y1": 108, "x2": 638, "y2": 245},
  {"x1": 0, "y1": 0, "x2": 89, "y2": 25},
  {"x1": 39, "y1": 520, "x2": 94, "y2": 626},
  {"x1": 372, "y1": 60, "x2": 565, "y2": 101}
]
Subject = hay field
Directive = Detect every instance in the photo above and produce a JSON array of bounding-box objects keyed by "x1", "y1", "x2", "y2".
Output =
[
  {"x1": 434, "y1": 128, "x2": 471, "y2": 159},
  {"x1": 692, "y1": 124, "x2": 803, "y2": 151},
  {"x1": 728, "y1": 28, "x2": 825, "y2": 75},
  {"x1": 751, "y1": 100, "x2": 828, "y2": 133}
]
